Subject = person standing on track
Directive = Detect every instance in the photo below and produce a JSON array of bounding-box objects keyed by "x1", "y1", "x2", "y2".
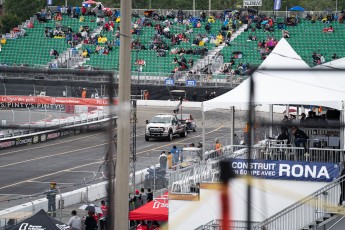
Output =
[{"x1": 46, "y1": 182, "x2": 58, "y2": 217}]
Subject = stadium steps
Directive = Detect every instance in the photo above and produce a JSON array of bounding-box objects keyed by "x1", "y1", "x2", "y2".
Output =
[
  {"x1": 300, "y1": 212, "x2": 338, "y2": 230},
  {"x1": 191, "y1": 24, "x2": 248, "y2": 75},
  {"x1": 67, "y1": 25, "x2": 104, "y2": 69}
]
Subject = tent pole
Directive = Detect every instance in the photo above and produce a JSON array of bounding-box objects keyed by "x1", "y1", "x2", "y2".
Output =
[
  {"x1": 230, "y1": 106, "x2": 235, "y2": 150},
  {"x1": 285, "y1": 104, "x2": 289, "y2": 117},
  {"x1": 269, "y1": 104, "x2": 273, "y2": 138},
  {"x1": 202, "y1": 103, "x2": 206, "y2": 160},
  {"x1": 341, "y1": 101, "x2": 345, "y2": 150}
]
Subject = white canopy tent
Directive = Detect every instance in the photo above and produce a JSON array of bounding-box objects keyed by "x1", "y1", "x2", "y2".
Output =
[
  {"x1": 201, "y1": 38, "x2": 345, "y2": 150},
  {"x1": 203, "y1": 70, "x2": 345, "y2": 112},
  {"x1": 258, "y1": 38, "x2": 310, "y2": 70}
]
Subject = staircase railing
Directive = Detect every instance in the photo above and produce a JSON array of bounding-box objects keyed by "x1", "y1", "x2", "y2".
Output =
[
  {"x1": 195, "y1": 219, "x2": 260, "y2": 230},
  {"x1": 253, "y1": 173, "x2": 345, "y2": 230}
]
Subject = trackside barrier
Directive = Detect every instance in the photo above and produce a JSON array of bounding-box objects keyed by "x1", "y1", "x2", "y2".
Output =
[
  {"x1": 0, "y1": 116, "x2": 117, "y2": 150},
  {"x1": 0, "y1": 164, "x2": 153, "y2": 228},
  {"x1": 0, "y1": 181, "x2": 108, "y2": 228}
]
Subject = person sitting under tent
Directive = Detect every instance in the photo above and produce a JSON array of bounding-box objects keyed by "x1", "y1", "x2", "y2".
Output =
[{"x1": 291, "y1": 126, "x2": 308, "y2": 148}]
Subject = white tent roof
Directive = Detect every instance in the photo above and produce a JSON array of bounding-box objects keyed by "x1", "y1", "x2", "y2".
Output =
[
  {"x1": 258, "y1": 38, "x2": 309, "y2": 69},
  {"x1": 313, "y1": 57, "x2": 345, "y2": 69},
  {"x1": 203, "y1": 70, "x2": 345, "y2": 111},
  {"x1": 203, "y1": 38, "x2": 345, "y2": 112}
]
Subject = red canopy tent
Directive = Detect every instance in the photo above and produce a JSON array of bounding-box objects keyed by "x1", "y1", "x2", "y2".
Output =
[{"x1": 129, "y1": 193, "x2": 168, "y2": 221}]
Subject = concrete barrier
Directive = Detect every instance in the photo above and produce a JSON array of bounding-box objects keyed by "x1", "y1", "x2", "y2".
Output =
[{"x1": 0, "y1": 165, "x2": 155, "y2": 227}]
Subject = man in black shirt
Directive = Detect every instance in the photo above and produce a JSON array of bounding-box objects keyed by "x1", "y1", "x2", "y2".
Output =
[{"x1": 291, "y1": 126, "x2": 308, "y2": 147}]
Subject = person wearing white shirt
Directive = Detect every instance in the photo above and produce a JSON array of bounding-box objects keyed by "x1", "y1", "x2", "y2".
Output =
[{"x1": 67, "y1": 210, "x2": 81, "y2": 230}]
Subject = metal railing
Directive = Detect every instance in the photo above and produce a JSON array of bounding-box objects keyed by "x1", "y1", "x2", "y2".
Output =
[
  {"x1": 0, "y1": 69, "x2": 244, "y2": 87},
  {"x1": 195, "y1": 219, "x2": 260, "y2": 230},
  {"x1": 253, "y1": 175, "x2": 345, "y2": 230}
]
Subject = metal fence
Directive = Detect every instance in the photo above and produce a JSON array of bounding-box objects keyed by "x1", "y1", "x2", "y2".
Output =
[
  {"x1": 0, "y1": 69, "x2": 243, "y2": 88},
  {"x1": 168, "y1": 143, "x2": 345, "y2": 194},
  {"x1": 0, "y1": 106, "x2": 110, "y2": 139},
  {"x1": 253, "y1": 174, "x2": 345, "y2": 230}
]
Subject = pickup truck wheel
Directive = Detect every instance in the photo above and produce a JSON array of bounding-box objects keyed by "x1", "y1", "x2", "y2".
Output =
[
  {"x1": 167, "y1": 131, "x2": 173, "y2": 141},
  {"x1": 193, "y1": 128, "x2": 196, "y2": 132},
  {"x1": 145, "y1": 136, "x2": 150, "y2": 141},
  {"x1": 180, "y1": 128, "x2": 187, "y2": 137}
]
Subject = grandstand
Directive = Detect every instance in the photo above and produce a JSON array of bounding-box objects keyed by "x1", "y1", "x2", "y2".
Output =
[
  {"x1": 0, "y1": 15, "x2": 98, "y2": 67},
  {"x1": 221, "y1": 17, "x2": 345, "y2": 68},
  {"x1": 0, "y1": 6, "x2": 345, "y2": 81}
]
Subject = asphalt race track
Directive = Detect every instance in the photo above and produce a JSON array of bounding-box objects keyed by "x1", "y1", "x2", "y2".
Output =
[{"x1": 0, "y1": 105, "x2": 253, "y2": 210}]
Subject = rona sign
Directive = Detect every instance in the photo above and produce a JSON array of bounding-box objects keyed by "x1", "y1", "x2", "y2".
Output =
[
  {"x1": 243, "y1": 0, "x2": 262, "y2": 6},
  {"x1": 231, "y1": 159, "x2": 339, "y2": 182}
]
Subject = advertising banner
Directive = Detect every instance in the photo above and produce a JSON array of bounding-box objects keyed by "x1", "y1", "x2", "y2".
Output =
[
  {"x1": 274, "y1": 0, "x2": 282, "y2": 10},
  {"x1": 243, "y1": 0, "x2": 262, "y2": 7},
  {"x1": 0, "y1": 96, "x2": 118, "y2": 106},
  {"x1": 186, "y1": 80, "x2": 197, "y2": 87},
  {"x1": 231, "y1": 159, "x2": 339, "y2": 182}
]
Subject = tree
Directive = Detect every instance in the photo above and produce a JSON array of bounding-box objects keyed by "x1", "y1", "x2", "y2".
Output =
[{"x1": 0, "y1": 13, "x2": 20, "y2": 34}]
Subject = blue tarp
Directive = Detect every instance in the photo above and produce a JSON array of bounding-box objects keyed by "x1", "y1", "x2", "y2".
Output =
[{"x1": 289, "y1": 6, "x2": 305, "y2": 11}]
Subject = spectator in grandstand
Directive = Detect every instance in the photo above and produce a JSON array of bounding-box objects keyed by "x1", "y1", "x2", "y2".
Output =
[
  {"x1": 320, "y1": 54, "x2": 326, "y2": 64},
  {"x1": 54, "y1": 12, "x2": 63, "y2": 21},
  {"x1": 82, "y1": 50, "x2": 90, "y2": 58},
  {"x1": 188, "y1": 58, "x2": 194, "y2": 68},
  {"x1": 312, "y1": 51, "x2": 320, "y2": 64},
  {"x1": 82, "y1": 6, "x2": 87, "y2": 16},
  {"x1": 282, "y1": 29, "x2": 290, "y2": 38},
  {"x1": 332, "y1": 53, "x2": 339, "y2": 60},
  {"x1": 328, "y1": 25, "x2": 334, "y2": 33},
  {"x1": 67, "y1": 6, "x2": 72, "y2": 16},
  {"x1": 50, "y1": 49, "x2": 59, "y2": 59}
]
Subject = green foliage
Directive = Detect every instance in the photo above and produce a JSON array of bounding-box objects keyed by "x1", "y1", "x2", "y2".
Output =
[{"x1": 0, "y1": 13, "x2": 20, "y2": 34}]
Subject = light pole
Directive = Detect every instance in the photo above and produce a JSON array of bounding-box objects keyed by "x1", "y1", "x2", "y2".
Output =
[
  {"x1": 28, "y1": 108, "x2": 31, "y2": 130},
  {"x1": 209, "y1": 0, "x2": 211, "y2": 16},
  {"x1": 11, "y1": 109, "x2": 14, "y2": 123},
  {"x1": 193, "y1": 0, "x2": 196, "y2": 16},
  {"x1": 44, "y1": 106, "x2": 47, "y2": 127}
]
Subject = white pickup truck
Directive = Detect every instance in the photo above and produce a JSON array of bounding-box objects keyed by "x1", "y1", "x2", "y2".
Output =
[{"x1": 145, "y1": 114, "x2": 187, "y2": 141}]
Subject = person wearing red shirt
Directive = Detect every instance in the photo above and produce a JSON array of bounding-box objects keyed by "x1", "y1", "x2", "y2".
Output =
[
  {"x1": 99, "y1": 200, "x2": 108, "y2": 230},
  {"x1": 136, "y1": 220, "x2": 149, "y2": 230}
]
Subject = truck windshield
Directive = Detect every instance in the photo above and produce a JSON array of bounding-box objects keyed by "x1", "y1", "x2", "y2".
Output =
[{"x1": 150, "y1": 117, "x2": 171, "y2": 124}]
